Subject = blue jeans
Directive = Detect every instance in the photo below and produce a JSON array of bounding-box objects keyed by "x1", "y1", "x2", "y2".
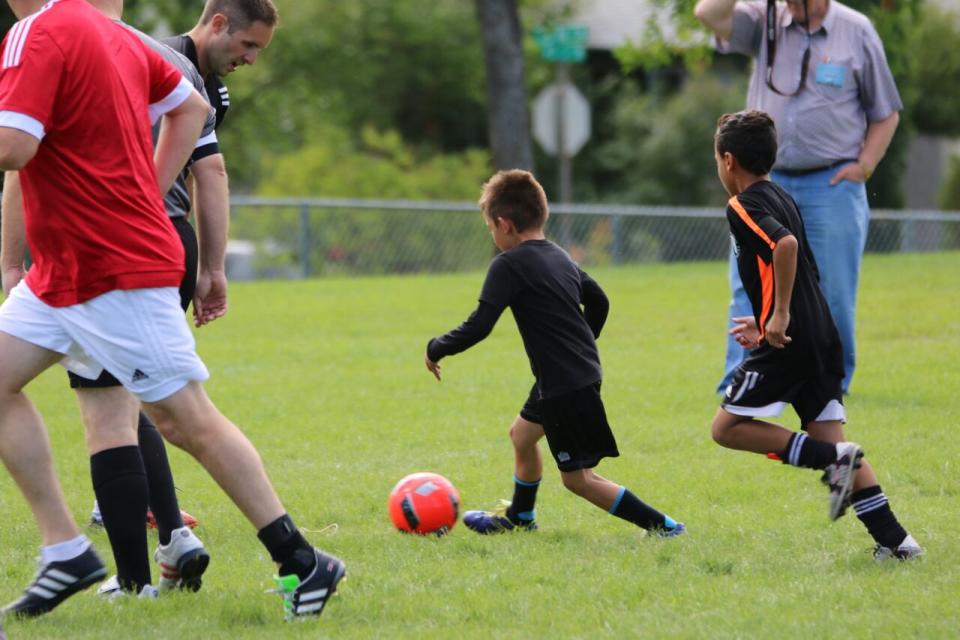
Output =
[{"x1": 719, "y1": 169, "x2": 869, "y2": 393}]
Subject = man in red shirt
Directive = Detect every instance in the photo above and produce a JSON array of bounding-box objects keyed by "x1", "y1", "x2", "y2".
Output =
[
  {"x1": 0, "y1": 0, "x2": 206, "y2": 616},
  {"x1": 0, "y1": 0, "x2": 345, "y2": 620}
]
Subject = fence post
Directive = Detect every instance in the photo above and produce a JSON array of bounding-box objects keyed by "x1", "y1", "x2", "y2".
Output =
[
  {"x1": 299, "y1": 203, "x2": 311, "y2": 278},
  {"x1": 611, "y1": 214, "x2": 622, "y2": 264}
]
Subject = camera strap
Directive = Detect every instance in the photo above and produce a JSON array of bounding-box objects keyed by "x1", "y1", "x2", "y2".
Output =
[{"x1": 765, "y1": 0, "x2": 811, "y2": 96}]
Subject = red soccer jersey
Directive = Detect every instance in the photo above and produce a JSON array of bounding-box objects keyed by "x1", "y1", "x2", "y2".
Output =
[{"x1": 0, "y1": 0, "x2": 188, "y2": 306}]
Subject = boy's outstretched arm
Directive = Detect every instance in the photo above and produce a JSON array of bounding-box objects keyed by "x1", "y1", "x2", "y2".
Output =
[
  {"x1": 766, "y1": 234, "x2": 798, "y2": 348},
  {"x1": 580, "y1": 270, "x2": 610, "y2": 338},
  {"x1": 425, "y1": 302, "x2": 505, "y2": 381}
]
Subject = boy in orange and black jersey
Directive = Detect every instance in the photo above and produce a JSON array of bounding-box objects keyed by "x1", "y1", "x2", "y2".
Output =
[{"x1": 710, "y1": 110, "x2": 920, "y2": 560}]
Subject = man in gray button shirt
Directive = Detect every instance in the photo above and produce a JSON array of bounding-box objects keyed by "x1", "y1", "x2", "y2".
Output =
[{"x1": 695, "y1": 0, "x2": 902, "y2": 393}]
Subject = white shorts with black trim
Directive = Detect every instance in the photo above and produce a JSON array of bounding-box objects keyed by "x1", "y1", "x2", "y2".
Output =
[{"x1": 0, "y1": 281, "x2": 209, "y2": 402}]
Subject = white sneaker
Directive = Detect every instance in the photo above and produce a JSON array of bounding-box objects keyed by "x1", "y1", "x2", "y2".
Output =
[
  {"x1": 138, "y1": 584, "x2": 159, "y2": 599},
  {"x1": 155, "y1": 526, "x2": 210, "y2": 592},
  {"x1": 90, "y1": 500, "x2": 103, "y2": 527},
  {"x1": 98, "y1": 576, "x2": 159, "y2": 600},
  {"x1": 874, "y1": 534, "x2": 924, "y2": 562},
  {"x1": 824, "y1": 442, "x2": 863, "y2": 521},
  {"x1": 97, "y1": 575, "x2": 122, "y2": 598}
]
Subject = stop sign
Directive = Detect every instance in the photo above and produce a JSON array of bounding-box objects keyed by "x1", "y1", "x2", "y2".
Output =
[{"x1": 532, "y1": 81, "x2": 591, "y2": 157}]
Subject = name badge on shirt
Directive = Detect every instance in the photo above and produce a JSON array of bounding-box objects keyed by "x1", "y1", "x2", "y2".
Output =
[{"x1": 815, "y1": 62, "x2": 846, "y2": 88}]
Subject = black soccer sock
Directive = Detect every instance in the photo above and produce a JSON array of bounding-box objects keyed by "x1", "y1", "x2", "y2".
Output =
[
  {"x1": 609, "y1": 487, "x2": 672, "y2": 531},
  {"x1": 781, "y1": 432, "x2": 837, "y2": 470},
  {"x1": 137, "y1": 411, "x2": 184, "y2": 545},
  {"x1": 506, "y1": 475, "x2": 540, "y2": 524},
  {"x1": 257, "y1": 514, "x2": 316, "y2": 580},
  {"x1": 850, "y1": 485, "x2": 908, "y2": 550},
  {"x1": 91, "y1": 446, "x2": 151, "y2": 591}
]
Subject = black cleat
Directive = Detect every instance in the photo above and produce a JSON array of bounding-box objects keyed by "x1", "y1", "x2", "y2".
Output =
[
  {"x1": 273, "y1": 548, "x2": 346, "y2": 619},
  {"x1": 3, "y1": 546, "x2": 107, "y2": 617},
  {"x1": 824, "y1": 442, "x2": 864, "y2": 521}
]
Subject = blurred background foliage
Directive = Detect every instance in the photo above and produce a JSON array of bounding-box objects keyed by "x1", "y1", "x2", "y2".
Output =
[{"x1": 1, "y1": 0, "x2": 958, "y2": 209}]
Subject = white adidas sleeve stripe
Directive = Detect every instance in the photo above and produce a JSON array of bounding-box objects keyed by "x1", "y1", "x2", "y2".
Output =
[
  {"x1": 194, "y1": 130, "x2": 218, "y2": 149},
  {"x1": 0, "y1": 110, "x2": 45, "y2": 140},
  {"x1": 2, "y1": 0, "x2": 60, "y2": 69},
  {"x1": 148, "y1": 76, "x2": 193, "y2": 125}
]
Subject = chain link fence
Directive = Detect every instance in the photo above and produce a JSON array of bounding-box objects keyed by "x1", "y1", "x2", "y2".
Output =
[{"x1": 227, "y1": 196, "x2": 960, "y2": 280}]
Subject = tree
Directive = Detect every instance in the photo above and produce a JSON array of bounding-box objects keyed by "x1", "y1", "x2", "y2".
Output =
[
  {"x1": 475, "y1": 0, "x2": 534, "y2": 170},
  {"x1": 218, "y1": 0, "x2": 490, "y2": 187},
  {"x1": 240, "y1": 123, "x2": 494, "y2": 275},
  {"x1": 907, "y1": 5, "x2": 960, "y2": 136},
  {"x1": 123, "y1": 0, "x2": 199, "y2": 34},
  {"x1": 590, "y1": 73, "x2": 746, "y2": 207}
]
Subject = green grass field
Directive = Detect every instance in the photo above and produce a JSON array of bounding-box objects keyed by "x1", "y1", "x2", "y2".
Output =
[{"x1": 1, "y1": 252, "x2": 958, "y2": 639}]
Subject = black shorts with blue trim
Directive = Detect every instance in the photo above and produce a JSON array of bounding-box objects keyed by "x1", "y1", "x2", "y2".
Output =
[{"x1": 519, "y1": 382, "x2": 620, "y2": 472}]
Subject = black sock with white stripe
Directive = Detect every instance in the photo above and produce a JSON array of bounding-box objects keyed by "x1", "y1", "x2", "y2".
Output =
[
  {"x1": 258, "y1": 514, "x2": 316, "y2": 580},
  {"x1": 851, "y1": 485, "x2": 907, "y2": 549},
  {"x1": 780, "y1": 432, "x2": 837, "y2": 469}
]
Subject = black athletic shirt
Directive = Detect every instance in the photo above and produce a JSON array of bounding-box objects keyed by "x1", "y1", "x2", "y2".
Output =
[
  {"x1": 727, "y1": 180, "x2": 843, "y2": 375},
  {"x1": 162, "y1": 34, "x2": 230, "y2": 129},
  {"x1": 428, "y1": 239, "x2": 609, "y2": 399},
  {"x1": 126, "y1": 25, "x2": 217, "y2": 219}
]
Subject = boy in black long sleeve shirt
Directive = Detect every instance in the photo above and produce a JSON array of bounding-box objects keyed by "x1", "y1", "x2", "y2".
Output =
[{"x1": 426, "y1": 169, "x2": 684, "y2": 537}]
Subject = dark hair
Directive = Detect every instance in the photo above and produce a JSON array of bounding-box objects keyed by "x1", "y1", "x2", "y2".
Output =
[
  {"x1": 200, "y1": 0, "x2": 279, "y2": 30},
  {"x1": 478, "y1": 170, "x2": 549, "y2": 232},
  {"x1": 715, "y1": 110, "x2": 778, "y2": 176}
]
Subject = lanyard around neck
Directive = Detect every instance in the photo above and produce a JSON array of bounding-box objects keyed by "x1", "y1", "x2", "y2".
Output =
[{"x1": 765, "y1": 0, "x2": 812, "y2": 96}]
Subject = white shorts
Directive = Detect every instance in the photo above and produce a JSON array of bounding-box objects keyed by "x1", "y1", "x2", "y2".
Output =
[{"x1": 0, "y1": 281, "x2": 209, "y2": 402}]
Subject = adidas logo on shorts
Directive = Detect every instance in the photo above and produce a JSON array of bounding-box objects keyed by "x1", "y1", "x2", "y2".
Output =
[{"x1": 132, "y1": 369, "x2": 150, "y2": 382}]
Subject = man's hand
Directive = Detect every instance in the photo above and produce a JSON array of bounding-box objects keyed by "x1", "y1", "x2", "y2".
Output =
[
  {"x1": 764, "y1": 311, "x2": 792, "y2": 348},
  {"x1": 2, "y1": 265, "x2": 25, "y2": 296},
  {"x1": 193, "y1": 269, "x2": 228, "y2": 327},
  {"x1": 829, "y1": 162, "x2": 868, "y2": 185},
  {"x1": 425, "y1": 353, "x2": 441, "y2": 381},
  {"x1": 730, "y1": 315, "x2": 760, "y2": 348}
]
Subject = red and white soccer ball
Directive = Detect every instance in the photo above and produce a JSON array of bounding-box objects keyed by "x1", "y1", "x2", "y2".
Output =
[{"x1": 388, "y1": 472, "x2": 460, "y2": 536}]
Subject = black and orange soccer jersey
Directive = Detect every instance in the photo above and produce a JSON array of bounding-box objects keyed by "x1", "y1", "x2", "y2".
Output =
[{"x1": 726, "y1": 180, "x2": 843, "y2": 376}]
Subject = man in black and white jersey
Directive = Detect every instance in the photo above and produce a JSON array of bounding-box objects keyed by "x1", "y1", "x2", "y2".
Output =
[
  {"x1": 74, "y1": 15, "x2": 226, "y2": 597},
  {"x1": 80, "y1": 0, "x2": 276, "y2": 596},
  {"x1": 164, "y1": 0, "x2": 278, "y2": 129}
]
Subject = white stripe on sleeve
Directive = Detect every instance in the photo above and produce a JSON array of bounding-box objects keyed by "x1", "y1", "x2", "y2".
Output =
[
  {"x1": 194, "y1": 130, "x2": 218, "y2": 149},
  {"x1": 0, "y1": 110, "x2": 45, "y2": 140},
  {"x1": 2, "y1": 1, "x2": 60, "y2": 69},
  {"x1": 148, "y1": 76, "x2": 194, "y2": 125}
]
